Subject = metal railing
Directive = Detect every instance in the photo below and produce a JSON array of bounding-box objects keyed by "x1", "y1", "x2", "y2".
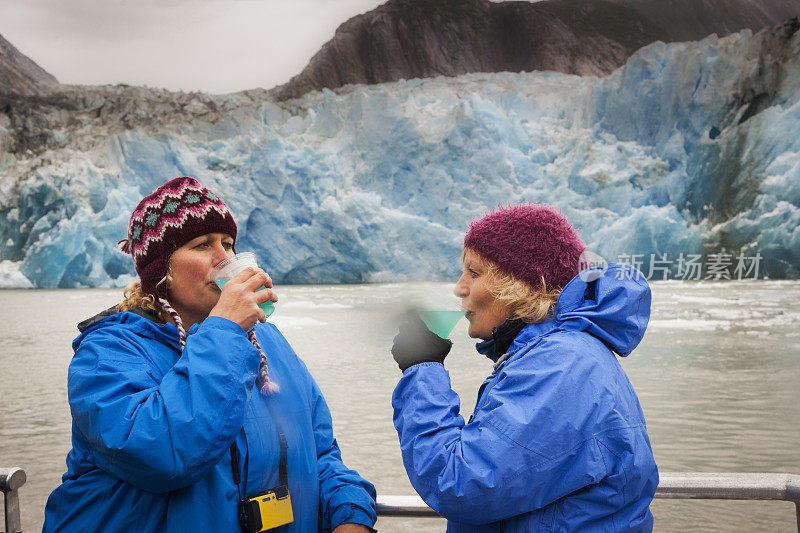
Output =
[
  {"x1": 377, "y1": 472, "x2": 800, "y2": 531},
  {"x1": 2, "y1": 468, "x2": 798, "y2": 531},
  {"x1": 1, "y1": 467, "x2": 26, "y2": 533}
]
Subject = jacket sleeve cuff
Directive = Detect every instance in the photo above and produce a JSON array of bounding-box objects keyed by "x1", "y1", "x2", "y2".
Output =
[
  {"x1": 401, "y1": 360, "x2": 445, "y2": 375},
  {"x1": 331, "y1": 504, "x2": 377, "y2": 531}
]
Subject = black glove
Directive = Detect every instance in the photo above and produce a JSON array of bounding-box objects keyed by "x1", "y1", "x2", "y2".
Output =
[{"x1": 391, "y1": 312, "x2": 453, "y2": 372}]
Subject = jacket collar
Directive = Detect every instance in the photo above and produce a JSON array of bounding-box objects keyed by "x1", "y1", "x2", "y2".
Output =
[
  {"x1": 475, "y1": 317, "x2": 561, "y2": 367},
  {"x1": 475, "y1": 318, "x2": 528, "y2": 363},
  {"x1": 77, "y1": 305, "x2": 164, "y2": 332}
]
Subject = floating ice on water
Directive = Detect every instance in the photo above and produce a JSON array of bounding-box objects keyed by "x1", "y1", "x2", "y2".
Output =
[
  {"x1": 268, "y1": 316, "x2": 328, "y2": 330},
  {"x1": 280, "y1": 300, "x2": 352, "y2": 310},
  {"x1": 648, "y1": 319, "x2": 731, "y2": 331}
]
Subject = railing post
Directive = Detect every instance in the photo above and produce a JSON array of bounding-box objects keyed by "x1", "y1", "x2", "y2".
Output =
[
  {"x1": 0, "y1": 467, "x2": 26, "y2": 533},
  {"x1": 795, "y1": 502, "x2": 799, "y2": 533}
]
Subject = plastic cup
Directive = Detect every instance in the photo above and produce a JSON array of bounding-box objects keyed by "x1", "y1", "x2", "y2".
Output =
[
  {"x1": 419, "y1": 308, "x2": 464, "y2": 339},
  {"x1": 408, "y1": 290, "x2": 464, "y2": 338},
  {"x1": 210, "y1": 252, "x2": 275, "y2": 318}
]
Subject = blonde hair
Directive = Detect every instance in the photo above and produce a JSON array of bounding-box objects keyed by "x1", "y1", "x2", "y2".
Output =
[
  {"x1": 118, "y1": 268, "x2": 172, "y2": 322},
  {"x1": 465, "y1": 248, "x2": 562, "y2": 324}
]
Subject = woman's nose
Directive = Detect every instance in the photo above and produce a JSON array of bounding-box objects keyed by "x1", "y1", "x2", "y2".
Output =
[
  {"x1": 211, "y1": 243, "x2": 230, "y2": 264},
  {"x1": 453, "y1": 275, "x2": 468, "y2": 297}
]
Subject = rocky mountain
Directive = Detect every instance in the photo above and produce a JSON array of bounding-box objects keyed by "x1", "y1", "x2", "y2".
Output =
[
  {"x1": 0, "y1": 34, "x2": 58, "y2": 96},
  {"x1": 275, "y1": 0, "x2": 800, "y2": 100}
]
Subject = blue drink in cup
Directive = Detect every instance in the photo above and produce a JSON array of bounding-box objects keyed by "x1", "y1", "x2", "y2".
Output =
[
  {"x1": 410, "y1": 291, "x2": 464, "y2": 339},
  {"x1": 419, "y1": 309, "x2": 464, "y2": 339},
  {"x1": 211, "y1": 252, "x2": 275, "y2": 318}
]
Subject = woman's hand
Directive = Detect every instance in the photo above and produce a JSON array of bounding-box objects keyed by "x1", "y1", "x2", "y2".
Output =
[
  {"x1": 208, "y1": 267, "x2": 277, "y2": 331},
  {"x1": 391, "y1": 311, "x2": 453, "y2": 371},
  {"x1": 332, "y1": 524, "x2": 373, "y2": 533}
]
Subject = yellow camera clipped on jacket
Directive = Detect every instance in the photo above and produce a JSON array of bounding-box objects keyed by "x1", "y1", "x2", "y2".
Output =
[{"x1": 238, "y1": 485, "x2": 294, "y2": 532}]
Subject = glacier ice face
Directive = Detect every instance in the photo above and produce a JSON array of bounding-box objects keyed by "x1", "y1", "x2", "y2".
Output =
[{"x1": 0, "y1": 22, "x2": 798, "y2": 289}]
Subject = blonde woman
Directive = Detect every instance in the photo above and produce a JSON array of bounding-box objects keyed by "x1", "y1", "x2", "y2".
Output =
[
  {"x1": 44, "y1": 177, "x2": 376, "y2": 533},
  {"x1": 391, "y1": 204, "x2": 658, "y2": 532}
]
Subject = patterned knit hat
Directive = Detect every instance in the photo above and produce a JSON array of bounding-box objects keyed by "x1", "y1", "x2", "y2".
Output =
[
  {"x1": 118, "y1": 177, "x2": 279, "y2": 395},
  {"x1": 464, "y1": 203, "x2": 586, "y2": 291},
  {"x1": 118, "y1": 177, "x2": 237, "y2": 298}
]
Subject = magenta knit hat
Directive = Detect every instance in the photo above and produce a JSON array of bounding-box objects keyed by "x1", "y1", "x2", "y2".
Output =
[
  {"x1": 118, "y1": 177, "x2": 237, "y2": 298},
  {"x1": 464, "y1": 203, "x2": 586, "y2": 291}
]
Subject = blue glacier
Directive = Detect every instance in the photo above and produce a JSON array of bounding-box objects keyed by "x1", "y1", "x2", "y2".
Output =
[{"x1": 0, "y1": 23, "x2": 798, "y2": 288}]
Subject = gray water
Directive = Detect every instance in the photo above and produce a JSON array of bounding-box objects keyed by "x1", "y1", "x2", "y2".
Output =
[{"x1": 1, "y1": 281, "x2": 799, "y2": 532}]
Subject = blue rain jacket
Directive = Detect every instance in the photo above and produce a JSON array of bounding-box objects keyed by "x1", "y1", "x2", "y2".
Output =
[
  {"x1": 44, "y1": 311, "x2": 376, "y2": 532},
  {"x1": 393, "y1": 263, "x2": 658, "y2": 532}
]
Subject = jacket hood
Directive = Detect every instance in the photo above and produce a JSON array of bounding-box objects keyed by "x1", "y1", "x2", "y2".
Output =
[
  {"x1": 73, "y1": 306, "x2": 178, "y2": 352},
  {"x1": 553, "y1": 262, "x2": 651, "y2": 356}
]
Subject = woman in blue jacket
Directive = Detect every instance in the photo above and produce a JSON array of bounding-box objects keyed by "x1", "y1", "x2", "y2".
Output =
[
  {"x1": 391, "y1": 204, "x2": 658, "y2": 532},
  {"x1": 44, "y1": 177, "x2": 376, "y2": 533}
]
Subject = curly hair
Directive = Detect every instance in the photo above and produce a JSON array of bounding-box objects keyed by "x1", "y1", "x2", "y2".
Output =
[
  {"x1": 117, "y1": 268, "x2": 172, "y2": 322},
  {"x1": 465, "y1": 248, "x2": 562, "y2": 324}
]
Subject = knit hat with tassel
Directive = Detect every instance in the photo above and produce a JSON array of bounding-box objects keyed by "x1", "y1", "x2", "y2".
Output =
[{"x1": 118, "y1": 176, "x2": 278, "y2": 394}]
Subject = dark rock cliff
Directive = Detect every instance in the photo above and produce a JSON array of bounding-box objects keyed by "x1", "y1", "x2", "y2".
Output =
[
  {"x1": 275, "y1": 0, "x2": 800, "y2": 100},
  {"x1": 0, "y1": 34, "x2": 58, "y2": 96},
  {"x1": 611, "y1": 0, "x2": 800, "y2": 42}
]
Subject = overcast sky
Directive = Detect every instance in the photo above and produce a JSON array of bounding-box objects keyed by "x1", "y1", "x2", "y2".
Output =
[{"x1": 2, "y1": 0, "x2": 387, "y2": 94}]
